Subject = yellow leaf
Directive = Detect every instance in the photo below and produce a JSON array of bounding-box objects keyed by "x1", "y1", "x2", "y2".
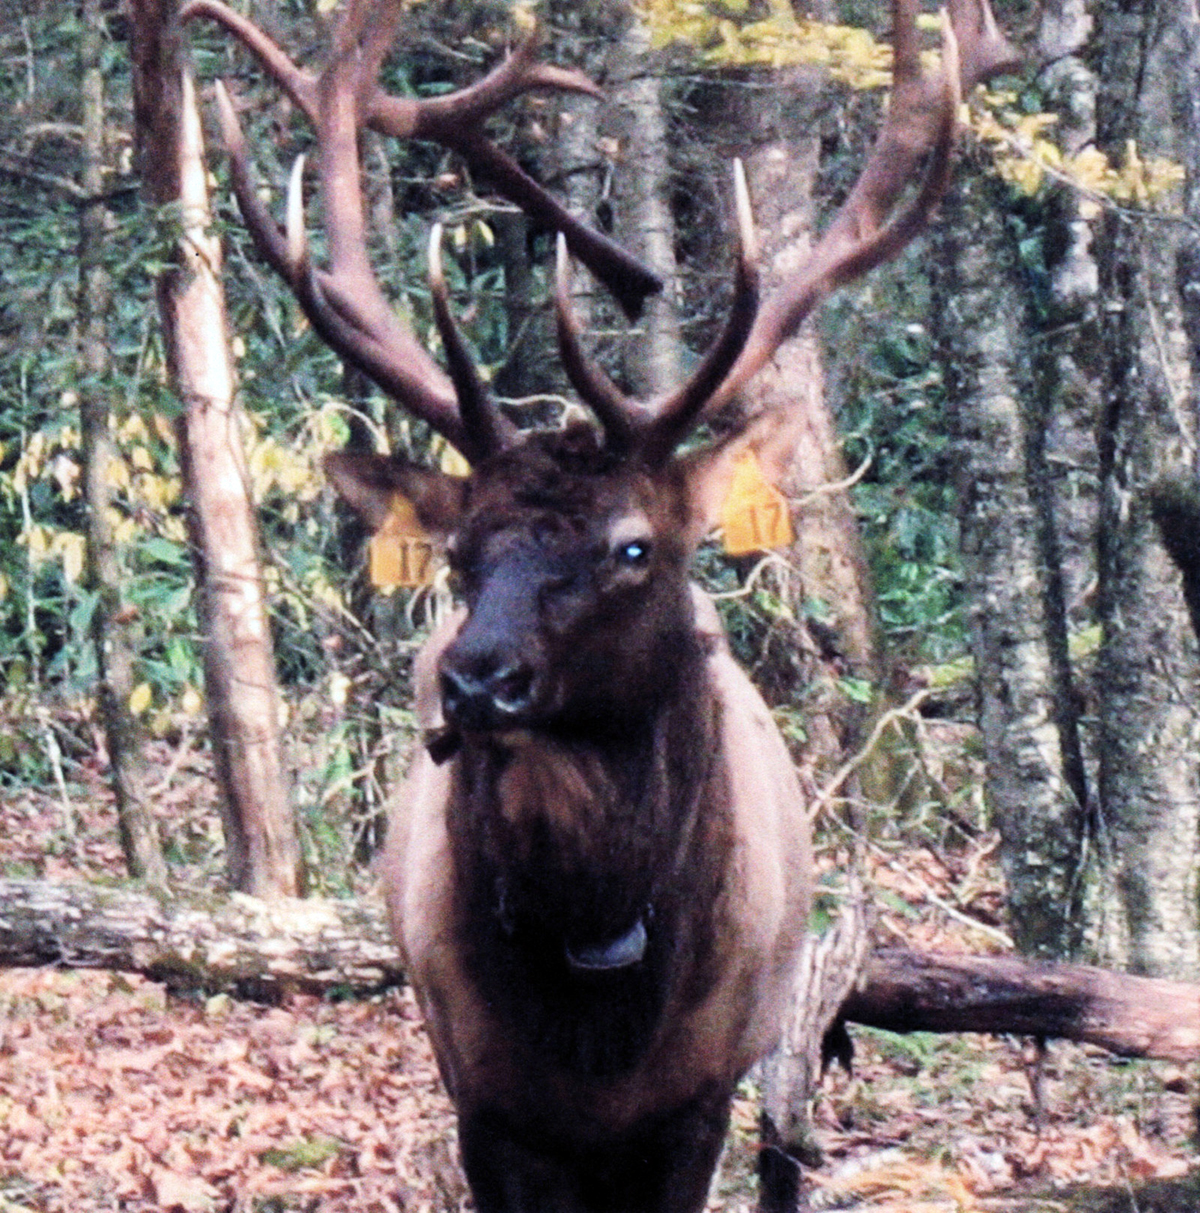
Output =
[
  {"x1": 23, "y1": 525, "x2": 49, "y2": 560},
  {"x1": 118, "y1": 413, "x2": 148, "y2": 443},
  {"x1": 113, "y1": 515, "x2": 139, "y2": 545},
  {"x1": 129, "y1": 682, "x2": 153, "y2": 715},
  {"x1": 106, "y1": 457, "x2": 131, "y2": 492},
  {"x1": 52, "y1": 454, "x2": 79, "y2": 502},
  {"x1": 439, "y1": 443, "x2": 472, "y2": 477},
  {"x1": 181, "y1": 685, "x2": 204, "y2": 715},
  {"x1": 56, "y1": 532, "x2": 86, "y2": 584},
  {"x1": 152, "y1": 413, "x2": 176, "y2": 445}
]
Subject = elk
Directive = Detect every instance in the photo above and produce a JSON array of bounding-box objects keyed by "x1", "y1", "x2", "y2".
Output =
[{"x1": 183, "y1": 1, "x2": 1016, "y2": 1209}]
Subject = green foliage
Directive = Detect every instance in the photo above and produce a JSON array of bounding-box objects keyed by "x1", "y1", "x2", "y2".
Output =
[
  {"x1": 0, "y1": 5, "x2": 463, "y2": 852},
  {"x1": 258, "y1": 1136, "x2": 349, "y2": 1173},
  {"x1": 834, "y1": 299, "x2": 967, "y2": 663}
]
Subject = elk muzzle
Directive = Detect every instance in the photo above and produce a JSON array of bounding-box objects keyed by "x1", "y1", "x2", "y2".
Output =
[{"x1": 439, "y1": 540, "x2": 553, "y2": 732}]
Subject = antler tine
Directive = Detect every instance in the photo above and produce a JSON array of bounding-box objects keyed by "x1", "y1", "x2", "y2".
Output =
[
  {"x1": 428, "y1": 224, "x2": 516, "y2": 462},
  {"x1": 212, "y1": 80, "x2": 291, "y2": 277},
  {"x1": 187, "y1": 0, "x2": 662, "y2": 319},
  {"x1": 412, "y1": 27, "x2": 604, "y2": 130},
  {"x1": 364, "y1": 24, "x2": 662, "y2": 320},
  {"x1": 213, "y1": 78, "x2": 467, "y2": 446},
  {"x1": 195, "y1": 2, "x2": 477, "y2": 447},
  {"x1": 681, "y1": 0, "x2": 1019, "y2": 426},
  {"x1": 279, "y1": 155, "x2": 470, "y2": 449},
  {"x1": 641, "y1": 160, "x2": 762, "y2": 462},
  {"x1": 553, "y1": 235, "x2": 646, "y2": 454}
]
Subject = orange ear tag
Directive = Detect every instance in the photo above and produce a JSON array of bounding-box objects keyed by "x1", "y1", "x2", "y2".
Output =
[
  {"x1": 720, "y1": 449, "x2": 794, "y2": 556},
  {"x1": 369, "y1": 494, "x2": 439, "y2": 589}
]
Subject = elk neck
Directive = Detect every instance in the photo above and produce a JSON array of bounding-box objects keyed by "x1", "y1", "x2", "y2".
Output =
[{"x1": 445, "y1": 622, "x2": 734, "y2": 1077}]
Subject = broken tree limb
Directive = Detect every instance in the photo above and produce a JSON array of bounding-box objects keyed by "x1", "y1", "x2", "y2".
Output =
[
  {"x1": 0, "y1": 879, "x2": 1196, "y2": 1063},
  {"x1": 843, "y1": 947, "x2": 1200, "y2": 1064}
]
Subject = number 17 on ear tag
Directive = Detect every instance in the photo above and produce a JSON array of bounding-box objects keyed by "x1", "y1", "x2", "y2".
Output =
[
  {"x1": 720, "y1": 449, "x2": 794, "y2": 556},
  {"x1": 369, "y1": 494, "x2": 438, "y2": 589}
]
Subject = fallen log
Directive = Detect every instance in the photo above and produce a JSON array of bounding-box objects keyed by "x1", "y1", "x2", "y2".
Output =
[
  {"x1": 0, "y1": 877, "x2": 402, "y2": 996},
  {"x1": 0, "y1": 879, "x2": 1195, "y2": 1062},
  {"x1": 844, "y1": 946, "x2": 1200, "y2": 1064}
]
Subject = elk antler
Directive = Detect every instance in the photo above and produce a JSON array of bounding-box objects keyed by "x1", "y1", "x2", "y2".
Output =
[
  {"x1": 694, "y1": 0, "x2": 1019, "y2": 421},
  {"x1": 427, "y1": 224, "x2": 515, "y2": 457},
  {"x1": 553, "y1": 160, "x2": 761, "y2": 458},
  {"x1": 556, "y1": 0, "x2": 1019, "y2": 461},
  {"x1": 692, "y1": 0, "x2": 1020, "y2": 428},
  {"x1": 183, "y1": 0, "x2": 663, "y2": 458}
]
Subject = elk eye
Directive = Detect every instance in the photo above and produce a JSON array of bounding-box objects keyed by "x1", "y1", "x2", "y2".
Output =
[{"x1": 615, "y1": 539, "x2": 651, "y2": 568}]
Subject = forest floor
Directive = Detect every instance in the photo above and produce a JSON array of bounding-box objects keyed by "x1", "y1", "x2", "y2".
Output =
[{"x1": 0, "y1": 722, "x2": 1196, "y2": 1213}]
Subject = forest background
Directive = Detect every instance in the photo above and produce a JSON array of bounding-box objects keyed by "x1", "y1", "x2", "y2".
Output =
[{"x1": 0, "y1": 0, "x2": 1198, "y2": 1207}]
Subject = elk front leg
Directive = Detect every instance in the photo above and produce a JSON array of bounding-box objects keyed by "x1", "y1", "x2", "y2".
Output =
[{"x1": 456, "y1": 1088, "x2": 732, "y2": 1213}]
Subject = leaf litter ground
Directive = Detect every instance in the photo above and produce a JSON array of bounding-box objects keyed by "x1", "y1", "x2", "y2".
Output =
[{"x1": 0, "y1": 724, "x2": 1196, "y2": 1212}]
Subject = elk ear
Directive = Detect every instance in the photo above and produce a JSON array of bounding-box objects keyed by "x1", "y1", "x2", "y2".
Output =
[
  {"x1": 679, "y1": 416, "x2": 797, "y2": 547},
  {"x1": 678, "y1": 441, "x2": 745, "y2": 547},
  {"x1": 323, "y1": 451, "x2": 468, "y2": 538}
]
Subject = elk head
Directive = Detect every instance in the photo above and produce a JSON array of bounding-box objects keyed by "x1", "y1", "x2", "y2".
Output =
[{"x1": 321, "y1": 195, "x2": 765, "y2": 746}]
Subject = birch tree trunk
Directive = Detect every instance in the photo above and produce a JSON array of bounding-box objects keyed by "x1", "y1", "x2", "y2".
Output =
[
  {"x1": 606, "y1": 8, "x2": 682, "y2": 397},
  {"x1": 1034, "y1": 0, "x2": 1103, "y2": 748},
  {"x1": 1091, "y1": 0, "x2": 1200, "y2": 980},
  {"x1": 129, "y1": 0, "x2": 303, "y2": 899},
  {"x1": 79, "y1": 0, "x2": 167, "y2": 885},
  {"x1": 933, "y1": 166, "x2": 1088, "y2": 961}
]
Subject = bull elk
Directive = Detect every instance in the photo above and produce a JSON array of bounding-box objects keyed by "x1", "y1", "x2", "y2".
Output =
[{"x1": 183, "y1": 1, "x2": 1017, "y2": 1209}]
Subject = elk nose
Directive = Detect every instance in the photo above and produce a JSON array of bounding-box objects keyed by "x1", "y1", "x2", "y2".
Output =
[{"x1": 440, "y1": 659, "x2": 536, "y2": 730}]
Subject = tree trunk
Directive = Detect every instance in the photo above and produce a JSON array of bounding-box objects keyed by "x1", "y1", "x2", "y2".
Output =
[
  {"x1": 129, "y1": 0, "x2": 303, "y2": 899},
  {"x1": 547, "y1": 0, "x2": 614, "y2": 413},
  {"x1": 1035, "y1": 0, "x2": 1103, "y2": 639},
  {"x1": 1092, "y1": 0, "x2": 1200, "y2": 981},
  {"x1": 606, "y1": 7, "x2": 682, "y2": 397},
  {"x1": 933, "y1": 165, "x2": 1088, "y2": 962},
  {"x1": 733, "y1": 76, "x2": 885, "y2": 773},
  {"x1": 492, "y1": 207, "x2": 538, "y2": 403},
  {"x1": 760, "y1": 884, "x2": 871, "y2": 1164},
  {"x1": 79, "y1": 0, "x2": 167, "y2": 886},
  {"x1": 1, "y1": 880, "x2": 1194, "y2": 1061},
  {"x1": 732, "y1": 69, "x2": 893, "y2": 1166}
]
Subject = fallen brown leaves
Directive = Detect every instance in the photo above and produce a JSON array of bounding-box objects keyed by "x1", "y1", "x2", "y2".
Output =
[{"x1": 0, "y1": 968, "x2": 464, "y2": 1212}]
